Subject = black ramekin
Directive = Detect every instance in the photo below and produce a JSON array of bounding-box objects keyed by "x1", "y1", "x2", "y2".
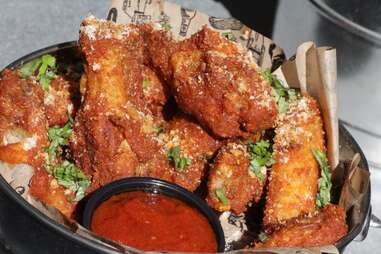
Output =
[{"x1": 81, "y1": 177, "x2": 226, "y2": 252}]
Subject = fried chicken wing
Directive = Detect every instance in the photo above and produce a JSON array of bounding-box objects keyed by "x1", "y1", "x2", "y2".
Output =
[
  {"x1": 0, "y1": 69, "x2": 47, "y2": 167},
  {"x1": 0, "y1": 69, "x2": 75, "y2": 217},
  {"x1": 263, "y1": 96, "x2": 325, "y2": 228},
  {"x1": 136, "y1": 115, "x2": 220, "y2": 191},
  {"x1": 256, "y1": 204, "x2": 347, "y2": 248},
  {"x1": 207, "y1": 142, "x2": 265, "y2": 215},
  {"x1": 71, "y1": 16, "x2": 149, "y2": 190},
  {"x1": 165, "y1": 115, "x2": 220, "y2": 190},
  {"x1": 170, "y1": 26, "x2": 277, "y2": 138},
  {"x1": 140, "y1": 25, "x2": 178, "y2": 82}
]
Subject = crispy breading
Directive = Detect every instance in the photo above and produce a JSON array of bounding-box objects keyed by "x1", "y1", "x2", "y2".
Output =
[
  {"x1": 263, "y1": 95, "x2": 325, "y2": 228},
  {"x1": 71, "y1": 16, "x2": 151, "y2": 191},
  {"x1": 44, "y1": 76, "x2": 79, "y2": 127},
  {"x1": 141, "y1": 66, "x2": 169, "y2": 117},
  {"x1": 0, "y1": 69, "x2": 75, "y2": 217},
  {"x1": 256, "y1": 204, "x2": 348, "y2": 248},
  {"x1": 170, "y1": 26, "x2": 277, "y2": 138},
  {"x1": 74, "y1": 17, "x2": 221, "y2": 193},
  {"x1": 140, "y1": 25, "x2": 178, "y2": 82},
  {"x1": 137, "y1": 115, "x2": 220, "y2": 191},
  {"x1": 0, "y1": 69, "x2": 47, "y2": 167},
  {"x1": 164, "y1": 115, "x2": 220, "y2": 190},
  {"x1": 29, "y1": 167, "x2": 76, "y2": 217},
  {"x1": 207, "y1": 142, "x2": 265, "y2": 215}
]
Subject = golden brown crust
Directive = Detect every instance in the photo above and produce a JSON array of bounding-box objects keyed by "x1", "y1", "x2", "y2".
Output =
[
  {"x1": 136, "y1": 115, "x2": 220, "y2": 191},
  {"x1": 29, "y1": 168, "x2": 76, "y2": 217},
  {"x1": 0, "y1": 69, "x2": 47, "y2": 167},
  {"x1": 44, "y1": 76, "x2": 79, "y2": 127},
  {"x1": 165, "y1": 115, "x2": 220, "y2": 190},
  {"x1": 256, "y1": 204, "x2": 348, "y2": 248},
  {"x1": 139, "y1": 24, "x2": 178, "y2": 82},
  {"x1": 263, "y1": 95, "x2": 325, "y2": 228},
  {"x1": 207, "y1": 142, "x2": 265, "y2": 214},
  {"x1": 141, "y1": 66, "x2": 169, "y2": 117},
  {"x1": 170, "y1": 26, "x2": 277, "y2": 138},
  {"x1": 0, "y1": 69, "x2": 75, "y2": 217},
  {"x1": 72, "y1": 17, "x2": 150, "y2": 191},
  {"x1": 73, "y1": 18, "x2": 219, "y2": 193}
]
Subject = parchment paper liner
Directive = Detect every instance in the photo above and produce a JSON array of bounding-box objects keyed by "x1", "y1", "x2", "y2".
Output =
[{"x1": 0, "y1": 0, "x2": 370, "y2": 253}]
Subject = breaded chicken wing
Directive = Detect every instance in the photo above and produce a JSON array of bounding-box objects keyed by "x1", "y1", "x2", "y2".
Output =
[
  {"x1": 170, "y1": 26, "x2": 277, "y2": 138},
  {"x1": 256, "y1": 204, "x2": 347, "y2": 248},
  {"x1": 263, "y1": 96, "x2": 325, "y2": 228},
  {"x1": 164, "y1": 115, "x2": 220, "y2": 190},
  {"x1": 71, "y1": 16, "x2": 151, "y2": 191},
  {"x1": 0, "y1": 69, "x2": 75, "y2": 217},
  {"x1": 0, "y1": 69, "x2": 47, "y2": 167},
  {"x1": 73, "y1": 17, "x2": 216, "y2": 193},
  {"x1": 207, "y1": 141, "x2": 266, "y2": 214},
  {"x1": 136, "y1": 115, "x2": 220, "y2": 191}
]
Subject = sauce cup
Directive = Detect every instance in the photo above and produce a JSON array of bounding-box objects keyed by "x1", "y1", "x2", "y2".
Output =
[{"x1": 81, "y1": 177, "x2": 226, "y2": 252}]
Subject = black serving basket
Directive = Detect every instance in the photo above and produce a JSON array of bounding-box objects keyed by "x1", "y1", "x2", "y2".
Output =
[{"x1": 0, "y1": 42, "x2": 372, "y2": 253}]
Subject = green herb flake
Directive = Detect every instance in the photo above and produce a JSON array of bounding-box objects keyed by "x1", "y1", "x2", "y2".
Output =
[
  {"x1": 18, "y1": 54, "x2": 57, "y2": 92},
  {"x1": 312, "y1": 149, "x2": 332, "y2": 208},
  {"x1": 142, "y1": 78, "x2": 151, "y2": 89},
  {"x1": 167, "y1": 145, "x2": 192, "y2": 172},
  {"x1": 221, "y1": 32, "x2": 237, "y2": 42},
  {"x1": 47, "y1": 119, "x2": 73, "y2": 155},
  {"x1": 163, "y1": 23, "x2": 172, "y2": 31},
  {"x1": 247, "y1": 139, "x2": 274, "y2": 181},
  {"x1": 44, "y1": 118, "x2": 90, "y2": 202},
  {"x1": 18, "y1": 58, "x2": 42, "y2": 78},
  {"x1": 258, "y1": 232, "x2": 269, "y2": 243},
  {"x1": 215, "y1": 188, "x2": 229, "y2": 206},
  {"x1": 52, "y1": 160, "x2": 90, "y2": 201},
  {"x1": 156, "y1": 126, "x2": 164, "y2": 136},
  {"x1": 261, "y1": 69, "x2": 299, "y2": 114}
]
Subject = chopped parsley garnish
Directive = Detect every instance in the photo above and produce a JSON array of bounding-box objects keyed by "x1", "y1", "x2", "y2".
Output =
[
  {"x1": 312, "y1": 149, "x2": 332, "y2": 208},
  {"x1": 258, "y1": 231, "x2": 269, "y2": 242},
  {"x1": 46, "y1": 119, "x2": 73, "y2": 156},
  {"x1": 18, "y1": 54, "x2": 57, "y2": 91},
  {"x1": 221, "y1": 31, "x2": 237, "y2": 42},
  {"x1": 44, "y1": 118, "x2": 90, "y2": 201},
  {"x1": 215, "y1": 188, "x2": 229, "y2": 206},
  {"x1": 142, "y1": 78, "x2": 151, "y2": 89},
  {"x1": 18, "y1": 58, "x2": 43, "y2": 78},
  {"x1": 261, "y1": 69, "x2": 298, "y2": 114},
  {"x1": 167, "y1": 145, "x2": 192, "y2": 172},
  {"x1": 163, "y1": 23, "x2": 172, "y2": 31},
  {"x1": 247, "y1": 139, "x2": 275, "y2": 181},
  {"x1": 52, "y1": 160, "x2": 90, "y2": 201},
  {"x1": 155, "y1": 126, "x2": 164, "y2": 136}
]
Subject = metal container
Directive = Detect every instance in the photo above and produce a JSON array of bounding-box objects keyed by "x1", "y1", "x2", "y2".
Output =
[{"x1": 0, "y1": 42, "x2": 372, "y2": 253}]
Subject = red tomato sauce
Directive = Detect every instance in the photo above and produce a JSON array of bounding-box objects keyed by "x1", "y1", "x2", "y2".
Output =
[{"x1": 91, "y1": 191, "x2": 218, "y2": 252}]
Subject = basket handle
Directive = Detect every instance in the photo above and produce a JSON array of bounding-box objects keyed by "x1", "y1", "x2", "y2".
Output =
[{"x1": 370, "y1": 213, "x2": 381, "y2": 228}]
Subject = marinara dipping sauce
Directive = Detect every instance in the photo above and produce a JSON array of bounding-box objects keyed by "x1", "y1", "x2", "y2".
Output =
[{"x1": 91, "y1": 191, "x2": 218, "y2": 252}]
